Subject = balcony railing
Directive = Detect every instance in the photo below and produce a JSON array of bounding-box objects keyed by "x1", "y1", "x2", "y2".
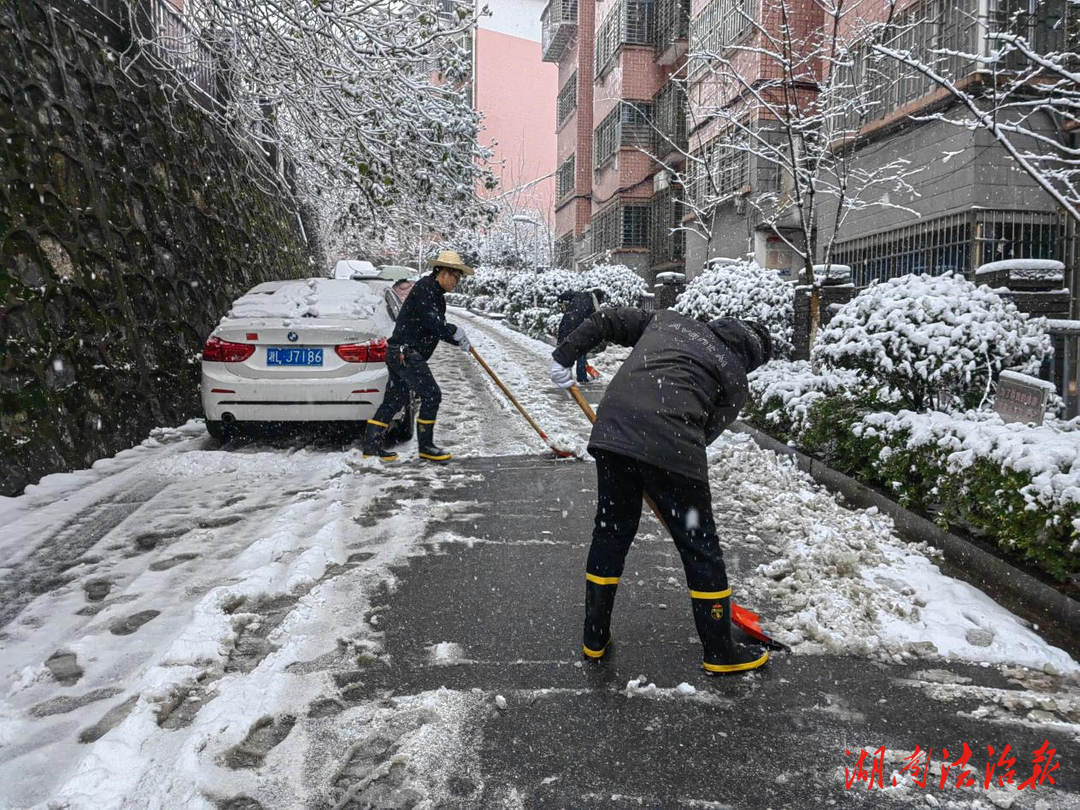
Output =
[
  {"x1": 541, "y1": 0, "x2": 578, "y2": 63},
  {"x1": 656, "y1": 0, "x2": 689, "y2": 52}
]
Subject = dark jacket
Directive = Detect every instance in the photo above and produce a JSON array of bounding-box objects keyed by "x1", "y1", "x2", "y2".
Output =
[
  {"x1": 557, "y1": 291, "x2": 599, "y2": 343},
  {"x1": 387, "y1": 273, "x2": 459, "y2": 360},
  {"x1": 552, "y1": 308, "x2": 771, "y2": 481}
]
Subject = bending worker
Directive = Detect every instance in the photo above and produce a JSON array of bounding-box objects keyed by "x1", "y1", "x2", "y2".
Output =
[
  {"x1": 549, "y1": 306, "x2": 773, "y2": 674},
  {"x1": 556, "y1": 289, "x2": 606, "y2": 383},
  {"x1": 363, "y1": 250, "x2": 473, "y2": 463}
]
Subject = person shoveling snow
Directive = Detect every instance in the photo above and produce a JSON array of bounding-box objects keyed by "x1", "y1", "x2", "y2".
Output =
[{"x1": 550, "y1": 306, "x2": 775, "y2": 675}]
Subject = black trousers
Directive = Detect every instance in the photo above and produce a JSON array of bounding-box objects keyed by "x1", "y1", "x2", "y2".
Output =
[
  {"x1": 587, "y1": 449, "x2": 728, "y2": 594},
  {"x1": 371, "y1": 346, "x2": 442, "y2": 424}
]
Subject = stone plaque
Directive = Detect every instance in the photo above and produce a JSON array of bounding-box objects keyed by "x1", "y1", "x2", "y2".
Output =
[{"x1": 995, "y1": 371, "x2": 1053, "y2": 425}]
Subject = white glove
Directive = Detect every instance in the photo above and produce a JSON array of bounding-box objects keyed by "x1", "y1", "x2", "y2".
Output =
[
  {"x1": 453, "y1": 325, "x2": 470, "y2": 353},
  {"x1": 550, "y1": 359, "x2": 575, "y2": 389}
]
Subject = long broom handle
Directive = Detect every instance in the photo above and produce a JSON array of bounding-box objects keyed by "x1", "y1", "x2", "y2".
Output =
[
  {"x1": 470, "y1": 347, "x2": 555, "y2": 443},
  {"x1": 568, "y1": 385, "x2": 667, "y2": 526}
]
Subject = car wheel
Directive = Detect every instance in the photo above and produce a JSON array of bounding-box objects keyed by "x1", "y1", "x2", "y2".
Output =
[
  {"x1": 206, "y1": 420, "x2": 230, "y2": 443},
  {"x1": 386, "y1": 397, "x2": 416, "y2": 446}
]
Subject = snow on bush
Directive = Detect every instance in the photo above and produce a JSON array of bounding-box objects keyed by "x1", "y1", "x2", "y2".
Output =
[
  {"x1": 853, "y1": 409, "x2": 1080, "y2": 580},
  {"x1": 813, "y1": 273, "x2": 1051, "y2": 412},
  {"x1": 673, "y1": 258, "x2": 795, "y2": 358},
  {"x1": 579, "y1": 264, "x2": 648, "y2": 308},
  {"x1": 745, "y1": 360, "x2": 871, "y2": 439},
  {"x1": 452, "y1": 263, "x2": 647, "y2": 339}
]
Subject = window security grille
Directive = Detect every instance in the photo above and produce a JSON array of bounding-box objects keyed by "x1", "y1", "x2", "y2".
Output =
[
  {"x1": 592, "y1": 204, "x2": 651, "y2": 251},
  {"x1": 557, "y1": 155, "x2": 576, "y2": 200},
  {"x1": 656, "y1": 0, "x2": 690, "y2": 49},
  {"x1": 557, "y1": 72, "x2": 577, "y2": 127},
  {"x1": 654, "y1": 81, "x2": 687, "y2": 154},
  {"x1": 650, "y1": 189, "x2": 685, "y2": 265},
  {"x1": 594, "y1": 105, "x2": 621, "y2": 168},
  {"x1": 689, "y1": 0, "x2": 758, "y2": 64},
  {"x1": 832, "y1": 209, "x2": 1068, "y2": 286},
  {"x1": 596, "y1": 0, "x2": 656, "y2": 78},
  {"x1": 554, "y1": 233, "x2": 575, "y2": 269},
  {"x1": 688, "y1": 128, "x2": 749, "y2": 207},
  {"x1": 594, "y1": 102, "x2": 655, "y2": 169}
]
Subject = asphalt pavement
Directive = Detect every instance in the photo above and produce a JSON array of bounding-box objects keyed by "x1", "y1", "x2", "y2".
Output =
[{"x1": 342, "y1": 452, "x2": 1080, "y2": 809}]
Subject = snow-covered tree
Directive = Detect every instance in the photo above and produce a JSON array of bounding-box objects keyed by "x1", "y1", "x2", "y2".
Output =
[
  {"x1": 126, "y1": 0, "x2": 497, "y2": 266},
  {"x1": 674, "y1": 258, "x2": 796, "y2": 358},
  {"x1": 872, "y1": 0, "x2": 1080, "y2": 224},
  {"x1": 812, "y1": 273, "x2": 1052, "y2": 411}
]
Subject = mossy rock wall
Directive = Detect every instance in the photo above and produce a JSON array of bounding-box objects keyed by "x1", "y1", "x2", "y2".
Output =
[{"x1": 0, "y1": 0, "x2": 310, "y2": 495}]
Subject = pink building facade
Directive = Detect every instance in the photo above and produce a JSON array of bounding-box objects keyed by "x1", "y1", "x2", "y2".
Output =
[{"x1": 472, "y1": 1, "x2": 559, "y2": 221}]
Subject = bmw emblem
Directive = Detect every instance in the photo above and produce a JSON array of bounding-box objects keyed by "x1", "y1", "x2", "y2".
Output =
[{"x1": 287, "y1": 331, "x2": 299, "y2": 342}]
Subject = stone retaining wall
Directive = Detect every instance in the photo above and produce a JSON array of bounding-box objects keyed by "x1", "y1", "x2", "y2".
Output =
[{"x1": 0, "y1": 0, "x2": 311, "y2": 495}]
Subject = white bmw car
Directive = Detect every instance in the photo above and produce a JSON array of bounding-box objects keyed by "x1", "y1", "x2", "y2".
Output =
[{"x1": 201, "y1": 278, "x2": 410, "y2": 441}]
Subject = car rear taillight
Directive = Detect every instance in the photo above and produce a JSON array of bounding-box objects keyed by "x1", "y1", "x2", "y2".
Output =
[
  {"x1": 336, "y1": 338, "x2": 388, "y2": 363},
  {"x1": 203, "y1": 336, "x2": 255, "y2": 363}
]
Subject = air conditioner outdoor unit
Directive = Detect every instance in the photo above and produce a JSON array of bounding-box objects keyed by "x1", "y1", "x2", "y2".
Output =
[{"x1": 653, "y1": 170, "x2": 671, "y2": 193}]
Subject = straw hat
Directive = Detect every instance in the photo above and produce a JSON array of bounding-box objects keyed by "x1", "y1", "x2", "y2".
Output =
[{"x1": 428, "y1": 250, "x2": 474, "y2": 276}]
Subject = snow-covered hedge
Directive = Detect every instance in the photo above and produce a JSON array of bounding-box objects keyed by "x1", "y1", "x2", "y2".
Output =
[
  {"x1": 813, "y1": 273, "x2": 1051, "y2": 412},
  {"x1": 450, "y1": 263, "x2": 647, "y2": 339},
  {"x1": 852, "y1": 410, "x2": 1080, "y2": 581},
  {"x1": 673, "y1": 258, "x2": 795, "y2": 358},
  {"x1": 743, "y1": 364, "x2": 1080, "y2": 580},
  {"x1": 745, "y1": 360, "x2": 884, "y2": 439}
]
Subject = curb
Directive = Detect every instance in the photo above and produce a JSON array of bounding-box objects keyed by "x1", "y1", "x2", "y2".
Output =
[{"x1": 732, "y1": 421, "x2": 1080, "y2": 638}]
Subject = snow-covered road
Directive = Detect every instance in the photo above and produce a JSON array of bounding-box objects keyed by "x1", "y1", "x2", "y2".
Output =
[{"x1": 0, "y1": 310, "x2": 1077, "y2": 809}]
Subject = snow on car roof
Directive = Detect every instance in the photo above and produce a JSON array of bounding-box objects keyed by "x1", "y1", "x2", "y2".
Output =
[
  {"x1": 223, "y1": 278, "x2": 395, "y2": 331},
  {"x1": 333, "y1": 259, "x2": 377, "y2": 279}
]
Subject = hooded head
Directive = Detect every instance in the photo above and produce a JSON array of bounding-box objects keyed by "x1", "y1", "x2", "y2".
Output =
[{"x1": 707, "y1": 318, "x2": 772, "y2": 373}]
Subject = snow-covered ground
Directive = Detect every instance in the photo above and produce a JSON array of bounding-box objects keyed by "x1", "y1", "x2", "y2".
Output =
[{"x1": 0, "y1": 309, "x2": 1076, "y2": 808}]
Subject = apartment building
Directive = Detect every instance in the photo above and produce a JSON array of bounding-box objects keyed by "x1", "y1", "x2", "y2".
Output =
[
  {"x1": 544, "y1": 0, "x2": 691, "y2": 278},
  {"x1": 817, "y1": 0, "x2": 1075, "y2": 288}
]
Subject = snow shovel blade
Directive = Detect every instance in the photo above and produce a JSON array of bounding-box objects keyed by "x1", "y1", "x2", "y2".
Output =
[
  {"x1": 586, "y1": 364, "x2": 601, "y2": 379},
  {"x1": 731, "y1": 604, "x2": 789, "y2": 652}
]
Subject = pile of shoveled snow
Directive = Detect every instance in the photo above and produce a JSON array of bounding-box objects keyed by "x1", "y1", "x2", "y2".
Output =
[{"x1": 708, "y1": 433, "x2": 1078, "y2": 675}]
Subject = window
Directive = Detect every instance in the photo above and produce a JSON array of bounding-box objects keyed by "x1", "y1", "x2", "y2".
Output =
[
  {"x1": 595, "y1": 0, "x2": 656, "y2": 79},
  {"x1": 594, "y1": 106, "x2": 620, "y2": 168},
  {"x1": 557, "y1": 155, "x2": 576, "y2": 199},
  {"x1": 557, "y1": 71, "x2": 577, "y2": 128},
  {"x1": 554, "y1": 233, "x2": 575, "y2": 269},
  {"x1": 688, "y1": 127, "x2": 750, "y2": 208},
  {"x1": 650, "y1": 188, "x2": 685, "y2": 266},
  {"x1": 656, "y1": 0, "x2": 690, "y2": 48},
  {"x1": 594, "y1": 101, "x2": 655, "y2": 169},
  {"x1": 654, "y1": 80, "x2": 687, "y2": 154},
  {"x1": 832, "y1": 209, "x2": 1067, "y2": 286},
  {"x1": 689, "y1": 0, "x2": 758, "y2": 63},
  {"x1": 592, "y1": 203, "x2": 651, "y2": 251}
]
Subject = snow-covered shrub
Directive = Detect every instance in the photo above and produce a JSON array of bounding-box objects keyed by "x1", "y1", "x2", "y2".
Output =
[
  {"x1": 454, "y1": 265, "x2": 515, "y2": 313},
  {"x1": 745, "y1": 360, "x2": 869, "y2": 440},
  {"x1": 813, "y1": 273, "x2": 1051, "y2": 412},
  {"x1": 853, "y1": 410, "x2": 1080, "y2": 581},
  {"x1": 503, "y1": 269, "x2": 578, "y2": 337},
  {"x1": 674, "y1": 258, "x2": 795, "y2": 358},
  {"x1": 579, "y1": 264, "x2": 648, "y2": 308}
]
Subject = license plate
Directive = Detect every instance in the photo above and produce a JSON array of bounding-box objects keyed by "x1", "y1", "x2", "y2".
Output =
[{"x1": 267, "y1": 347, "x2": 323, "y2": 366}]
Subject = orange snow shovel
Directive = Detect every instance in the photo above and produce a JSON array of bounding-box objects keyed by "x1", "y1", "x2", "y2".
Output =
[
  {"x1": 567, "y1": 384, "x2": 787, "y2": 651},
  {"x1": 469, "y1": 347, "x2": 575, "y2": 459}
]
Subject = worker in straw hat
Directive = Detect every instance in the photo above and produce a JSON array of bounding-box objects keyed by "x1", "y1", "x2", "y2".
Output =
[{"x1": 363, "y1": 250, "x2": 474, "y2": 463}]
